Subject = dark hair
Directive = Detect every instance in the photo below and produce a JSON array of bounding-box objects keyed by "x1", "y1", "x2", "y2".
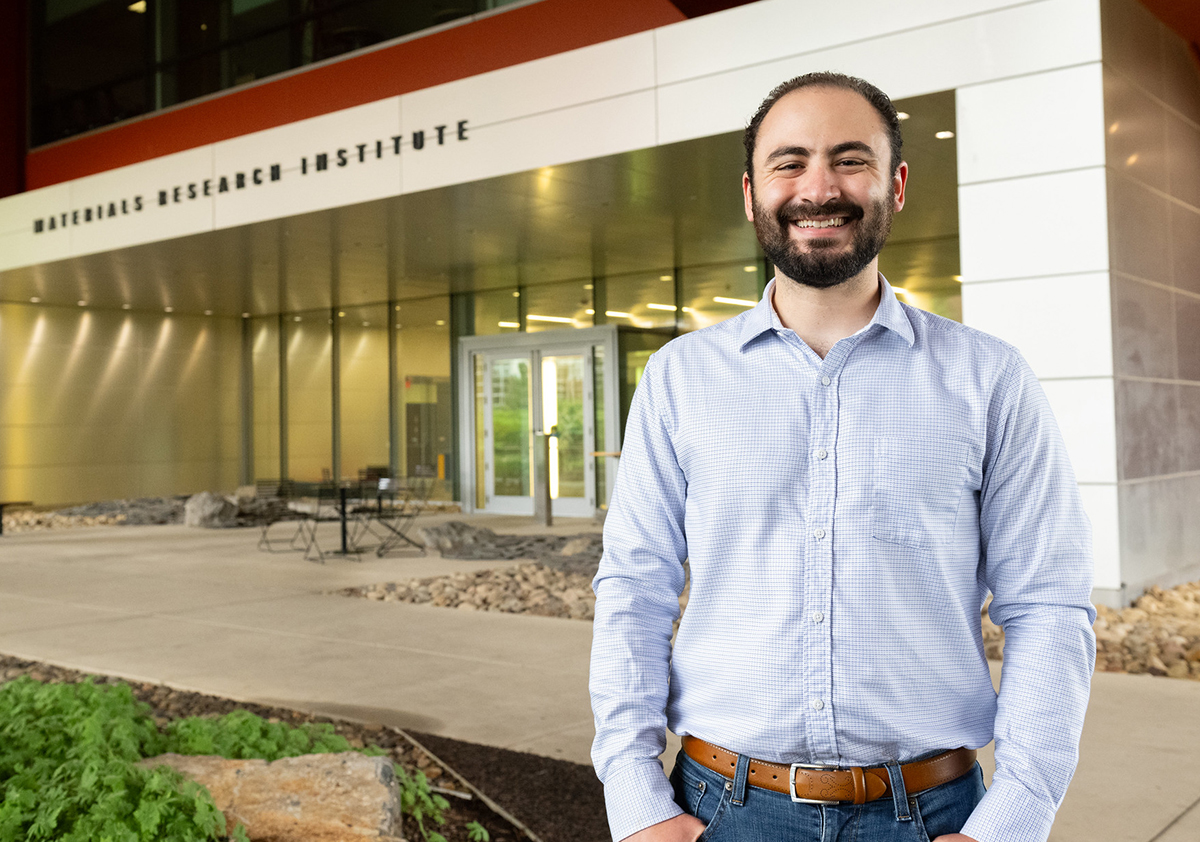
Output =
[{"x1": 743, "y1": 72, "x2": 903, "y2": 184}]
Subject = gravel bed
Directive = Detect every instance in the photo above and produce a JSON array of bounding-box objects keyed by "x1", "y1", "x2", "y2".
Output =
[
  {"x1": 2, "y1": 497, "x2": 186, "y2": 532},
  {"x1": 0, "y1": 655, "x2": 529, "y2": 842},
  {"x1": 983, "y1": 579, "x2": 1200, "y2": 679}
]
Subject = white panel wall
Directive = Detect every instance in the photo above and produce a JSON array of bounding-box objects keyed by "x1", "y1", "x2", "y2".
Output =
[
  {"x1": 655, "y1": 0, "x2": 1103, "y2": 146},
  {"x1": 955, "y1": 50, "x2": 1118, "y2": 590},
  {"x1": 0, "y1": 0, "x2": 1106, "y2": 274}
]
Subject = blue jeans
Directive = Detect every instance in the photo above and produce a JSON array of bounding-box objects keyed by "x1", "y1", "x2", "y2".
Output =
[{"x1": 670, "y1": 749, "x2": 986, "y2": 841}]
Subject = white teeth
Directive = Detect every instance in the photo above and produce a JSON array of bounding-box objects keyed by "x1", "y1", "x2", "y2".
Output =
[{"x1": 794, "y1": 218, "x2": 847, "y2": 229}]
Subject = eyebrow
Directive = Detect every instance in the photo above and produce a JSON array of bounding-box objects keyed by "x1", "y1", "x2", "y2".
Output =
[{"x1": 764, "y1": 140, "x2": 878, "y2": 163}]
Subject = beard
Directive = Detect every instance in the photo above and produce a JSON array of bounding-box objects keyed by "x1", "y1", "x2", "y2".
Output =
[{"x1": 752, "y1": 188, "x2": 894, "y2": 289}]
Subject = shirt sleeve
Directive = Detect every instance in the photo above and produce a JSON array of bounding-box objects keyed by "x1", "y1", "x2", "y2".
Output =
[
  {"x1": 589, "y1": 353, "x2": 691, "y2": 842},
  {"x1": 960, "y1": 351, "x2": 1097, "y2": 842}
]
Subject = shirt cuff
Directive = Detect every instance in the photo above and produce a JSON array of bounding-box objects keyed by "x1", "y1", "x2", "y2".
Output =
[
  {"x1": 603, "y1": 757, "x2": 683, "y2": 842},
  {"x1": 960, "y1": 777, "x2": 1056, "y2": 842}
]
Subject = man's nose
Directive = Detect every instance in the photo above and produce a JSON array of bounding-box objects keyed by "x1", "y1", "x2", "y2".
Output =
[{"x1": 796, "y1": 162, "x2": 841, "y2": 205}]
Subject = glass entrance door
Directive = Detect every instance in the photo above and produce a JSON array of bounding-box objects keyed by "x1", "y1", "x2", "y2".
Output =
[
  {"x1": 479, "y1": 354, "x2": 533, "y2": 514},
  {"x1": 540, "y1": 352, "x2": 595, "y2": 518},
  {"x1": 474, "y1": 346, "x2": 596, "y2": 516}
]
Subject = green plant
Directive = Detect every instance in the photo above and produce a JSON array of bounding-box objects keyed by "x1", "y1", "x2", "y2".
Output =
[
  {"x1": 0, "y1": 676, "x2": 484, "y2": 842},
  {"x1": 0, "y1": 677, "x2": 244, "y2": 842},
  {"x1": 161, "y1": 709, "x2": 354, "y2": 760},
  {"x1": 397, "y1": 766, "x2": 451, "y2": 842}
]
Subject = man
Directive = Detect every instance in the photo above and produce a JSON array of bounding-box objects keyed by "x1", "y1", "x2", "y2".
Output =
[{"x1": 589, "y1": 72, "x2": 1095, "y2": 842}]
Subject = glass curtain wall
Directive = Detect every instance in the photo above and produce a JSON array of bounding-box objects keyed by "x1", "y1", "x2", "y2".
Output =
[{"x1": 395, "y1": 297, "x2": 452, "y2": 499}]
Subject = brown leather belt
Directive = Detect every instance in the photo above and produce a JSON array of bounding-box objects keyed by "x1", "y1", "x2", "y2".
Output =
[{"x1": 682, "y1": 736, "x2": 976, "y2": 806}]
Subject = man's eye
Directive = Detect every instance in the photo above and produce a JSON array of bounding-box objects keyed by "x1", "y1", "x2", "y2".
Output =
[{"x1": 838, "y1": 159, "x2": 865, "y2": 167}]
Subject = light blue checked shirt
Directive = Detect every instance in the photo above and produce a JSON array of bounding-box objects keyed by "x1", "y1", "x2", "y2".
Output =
[{"x1": 590, "y1": 277, "x2": 1096, "y2": 842}]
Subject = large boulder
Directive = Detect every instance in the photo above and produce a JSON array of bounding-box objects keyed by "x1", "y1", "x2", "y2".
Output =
[
  {"x1": 138, "y1": 752, "x2": 402, "y2": 841},
  {"x1": 184, "y1": 492, "x2": 239, "y2": 528}
]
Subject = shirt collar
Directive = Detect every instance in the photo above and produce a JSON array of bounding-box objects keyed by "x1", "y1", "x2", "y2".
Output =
[{"x1": 737, "y1": 273, "x2": 916, "y2": 351}]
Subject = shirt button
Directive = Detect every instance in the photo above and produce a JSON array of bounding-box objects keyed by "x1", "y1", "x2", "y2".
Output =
[
  {"x1": 813, "y1": 528, "x2": 826, "y2": 540},
  {"x1": 811, "y1": 698, "x2": 825, "y2": 711},
  {"x1": 821, "y1": 375, "x2": 831, "y2": 386},
  {"x1": 816, "y1": 449, "x2": 828, "y2": 460},
  {"x1": 813, "y1": 612, "x2": 824, "y2": 623}
]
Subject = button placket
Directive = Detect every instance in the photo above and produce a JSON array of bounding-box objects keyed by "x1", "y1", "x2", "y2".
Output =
[{"x1": 803, "y1": 365, "x2": 840, "y2": 758}]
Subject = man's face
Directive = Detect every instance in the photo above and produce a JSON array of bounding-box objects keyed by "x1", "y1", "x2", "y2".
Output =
[{"x1": 743, "y1": 86, "x2": 907, "y2": 289}]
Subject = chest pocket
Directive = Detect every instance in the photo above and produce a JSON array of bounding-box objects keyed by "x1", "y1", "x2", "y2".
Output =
[{"x1": 871, "y1": 436, "x2": 971, "y2": 549}]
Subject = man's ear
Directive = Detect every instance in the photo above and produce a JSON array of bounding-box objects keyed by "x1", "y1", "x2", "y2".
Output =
[
  {"x1": 893, "y1": 161, "x2": 908, "y2": 212},
  {"x1": 743, "y1": 172, "x2": 755, "y2": 222}
]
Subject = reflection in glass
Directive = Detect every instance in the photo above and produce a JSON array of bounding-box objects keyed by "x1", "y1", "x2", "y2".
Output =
[
  {"x1": 593, "y1": 344, "x2": 607, "y2": 510},
  {"x1": 524, "y1": 281, "x2": 593, "y2": 333},
  {"x1": 395, "y1": 297, "x2": 452, "y2": 499},
  {"x1": 474, "y1": 354, "x2": 486, "y2": 510},
  {"x1": 606, "y1": 270, "x2": 677, "y2": 330},
  {"x1": 680, "y1": 262, "x2": 761, "y2": 332},
  {"x1": 542, "y1": 355, "x2": 585, "y2": 500},
  {"x1": 473, "y1": 288, "x2": 520, "y2": 336},
  {"x1": 490, "y1": 358, "x2": 530, "y2": 497}
]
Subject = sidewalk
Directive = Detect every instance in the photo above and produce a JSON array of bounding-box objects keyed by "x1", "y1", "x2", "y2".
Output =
[{"x1": 0, "y1": 515, "x2": 1196, "y2": 841}]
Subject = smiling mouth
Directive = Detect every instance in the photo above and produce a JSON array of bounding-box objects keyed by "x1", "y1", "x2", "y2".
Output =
[{"x1": 792, "y1": 217, "x2": 849, "y2": 229}]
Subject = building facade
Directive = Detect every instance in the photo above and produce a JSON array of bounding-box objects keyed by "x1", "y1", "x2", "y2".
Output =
[{"x1": 1, "y1": 0, "x2": 1199, "y2": 607}]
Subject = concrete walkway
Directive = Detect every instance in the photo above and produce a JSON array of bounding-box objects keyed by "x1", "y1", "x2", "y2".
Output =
[{"x1": 0, "y1": 516, "x2": 1196, "y2": 841}]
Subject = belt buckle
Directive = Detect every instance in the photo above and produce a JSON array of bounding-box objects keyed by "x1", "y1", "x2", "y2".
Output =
[{"x1": 789, "y1": 762, "x2": 842, "y2": 805}]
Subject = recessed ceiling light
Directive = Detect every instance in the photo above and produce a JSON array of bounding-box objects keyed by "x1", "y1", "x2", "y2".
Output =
[
  {"x1": 512, "y1": 291, "x2": 520, "y2": 297},
  {"x1": 713, "y1": 296, "x2": 756, "y2": 307},
  {"x1": 585, "y1": 309, "x2": 595, "y2": 315},
  {"x1": 435, "y1": 319, "x2": 446, "y2": 326},
  {"x1": 394, "y1": 305, "x2": 401, "y2": 311},
  {"x1": 204, "y1": 310, "x2": 213, "y2": 315},
  {"x1": 29, "y1": 296, "x2": 40, "y2": 303},
  {"x1": 659, "y1": 274, "x2": 672, "y2": 281},
  {"x1": 583, "y1": 284, "x2": 594, "y2": 290},
  {"x1": 127, "y1": 1, "x2": 146, "y2": 12},
  {"x1": 293, "y1": 316, "x2": 302, "y2": 322},
  {"x1": 338, "y1": 311, "x2": 345, "y2": 317},
  {"x1": 896, "y1": 111, "x2": 910, "y2": 120},
  {"x1": 164, "y1": 306, "x2": 173, "y2": 313},
  {"x1": 77, "y1": 300, "x2": 86, "y2": 307},
  {"x1": 498, "y1": 321, "x2": 519, "y2": 328},
  {"x1": 743, "y1": 265, "x2": 757, "y2": 273},
  {"x1": 242, "y1": 312, "x2": 250, "y2": 318},
  {"x1": 935, "y1": 130, "x2": 955, "y2": 140},
  {"x1": 122, "y1": 304, "x2": 132, "y2": 310},
  {"x1": 362, "y1": 321, "x2": 370, "y2": 327}
]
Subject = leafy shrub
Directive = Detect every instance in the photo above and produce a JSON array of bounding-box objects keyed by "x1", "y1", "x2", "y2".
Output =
[
  {"x1": 0, "y1": 675, "x2": 483, "y2": 842},
  {"x1": 0, "y1": 676, "x2": 242, "y2": 841}
]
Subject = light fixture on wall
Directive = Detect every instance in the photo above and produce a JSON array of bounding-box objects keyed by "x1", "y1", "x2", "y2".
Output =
[
  {"x1": 743, "y1": 265, "x2": 756, "y2": 273},
  {"x1": 659, "y1": 274, "x2": 672, "y2": 281},
  {"x1": 935, "y1": 131, "x2": 955, "y2": 139}
]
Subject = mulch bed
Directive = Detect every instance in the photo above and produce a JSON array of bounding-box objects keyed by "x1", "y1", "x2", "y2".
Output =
[
  {"x1": 409, "y1": 731, "x2": 610, "y2": 842},
  {"x1": 0, "y1": 654, "x2": 600, "y2": 842}
]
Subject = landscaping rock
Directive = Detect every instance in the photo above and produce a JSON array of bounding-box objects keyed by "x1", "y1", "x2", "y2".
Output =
[
  {"x1": 184, "y1": 492, "x2": 240, "y2": 528},
  {"x1": 138, "y1": 752, "x2": 402, "y2": 842}
]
